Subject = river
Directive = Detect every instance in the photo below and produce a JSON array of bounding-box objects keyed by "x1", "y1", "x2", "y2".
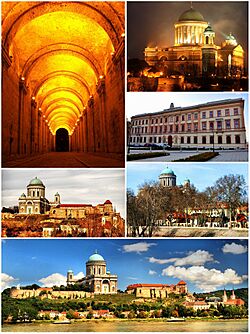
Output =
[{"x1": 2, "y1": 320, "x2": 248, "y2": 332}]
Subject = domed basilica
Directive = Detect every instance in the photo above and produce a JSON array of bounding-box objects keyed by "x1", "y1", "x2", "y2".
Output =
[
  {"x1": 66, "y1": 251, "x2": 118, "y2": 294},
  {"x1": 144, "y1": 5, "x2": 244, "y2": 78}
]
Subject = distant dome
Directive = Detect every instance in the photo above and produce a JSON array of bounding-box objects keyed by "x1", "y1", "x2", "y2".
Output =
[
  {"x1": 204, "y1": 24, "x2": 214, "y2": 33},
  {"x1": 178, "y1": 8, "x2": 205, "y2": 22},
  {"x1": 104, "y1": 200, "x2": 112, "y2": 205},
  {"x1": 28, "y1": 177, "x2": 44, "y2": 186},
  {"x1": 160, "y1": 167, "x2": 175, "y2": 175},
  {"x1": 20, "y1": 193, "x2": 26, "y2": 198},
  {"x1": 55, "y1": 192, "x2": 60, "y2": 196},
  {"x1": 88, "y1": 251, "x2": 105, "y2": 262}
]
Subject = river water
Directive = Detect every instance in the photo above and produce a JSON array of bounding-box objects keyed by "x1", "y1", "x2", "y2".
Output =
[{"x1": 2, "y1": 320, "x2": 248, "y2": 332}]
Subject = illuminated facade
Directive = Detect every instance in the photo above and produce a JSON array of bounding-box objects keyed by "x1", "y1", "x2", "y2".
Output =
[
  {"x1": 130, "y1": 98, "x2": 246, "y2": 149},
  {"x1": 67, "y1": 251, "x2": 118, "y2": 294},
  {"x1": 144, "y1": 6, "x2": 244, "y2": 78},
  {"x1": 126, "y1": 280, "x2": 188, "y2": 298},
  {"x1": 2, "y1": 2, "x2": 125, "y2": 165}
]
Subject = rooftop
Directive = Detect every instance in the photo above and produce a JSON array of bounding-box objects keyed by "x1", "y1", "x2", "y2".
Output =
[{"x1": 131, "y1": 99, "x2": 243, "y2": 119}]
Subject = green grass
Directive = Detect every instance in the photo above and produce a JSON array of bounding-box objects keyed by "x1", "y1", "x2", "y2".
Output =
[
  {"x1": 173, "y1": 152, "x2": 219, "y2": 162},
  {"x1": 127, "y1": 152, "x2": 169, "y2": 161}
]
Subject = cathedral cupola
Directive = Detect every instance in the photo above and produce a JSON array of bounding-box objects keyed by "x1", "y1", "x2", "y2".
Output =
[
  {"x1": 204, "y1": 24, "x2": 215, "y2": 45},
  {"x1": 159, "y1": 166, "x2": 177, "y2": 187}
]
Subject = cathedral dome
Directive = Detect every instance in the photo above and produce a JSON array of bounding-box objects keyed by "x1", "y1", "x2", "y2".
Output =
[
  {"x1": 28, "y1": 177, "x2": 44, "y2": 186},
  {"x1": 160, "y1": 167, "x2": 175, "y2": 175},
  {"x1": 88, "y1": 252, "x2": 105, "y2": 262},
  {"x1": 178, "y1": 8, "x2": 205, "y2": 22}
]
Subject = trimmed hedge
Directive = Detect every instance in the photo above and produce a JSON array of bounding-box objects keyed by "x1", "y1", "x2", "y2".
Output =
[
  {"x1": 127, "y1": 152, "x2": 170, "y2": 161},
  {"x1": 173, "y1": 152, "x2": 219, "y2": 162}
]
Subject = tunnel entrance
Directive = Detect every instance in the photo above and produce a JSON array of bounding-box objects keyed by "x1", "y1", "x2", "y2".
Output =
[{"x1": 56, "y1": 128, "x2": 69, "y2": 152}]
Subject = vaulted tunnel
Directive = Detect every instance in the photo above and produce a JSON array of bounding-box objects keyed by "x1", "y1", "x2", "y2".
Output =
[{"x1": 2, "y1": 2, "x2": 125, "y2": 165}]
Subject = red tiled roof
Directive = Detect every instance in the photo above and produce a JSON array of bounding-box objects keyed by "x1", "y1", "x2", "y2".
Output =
[
  {"x1": 104, "y1": 200, "x2": 112, "y2": 205},
  {"x1": 177, "y1": 280, "x2": 187, "y2": 285},
  {"x1": 60, "y1": 204, "x2": 92, "y2": 208}
]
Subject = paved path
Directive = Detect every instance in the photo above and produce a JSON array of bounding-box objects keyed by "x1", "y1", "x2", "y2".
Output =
[
  {"x1": 128, "y1": 150, "x2": 248, "y2": 162},
  {"x1": 3, "y1": 152, "x2": 124, "y2": 168},
  {"x1": 209, "y1": 150, "x2": 248, "y2": 162}
]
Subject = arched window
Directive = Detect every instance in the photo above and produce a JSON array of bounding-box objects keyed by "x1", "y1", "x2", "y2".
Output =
[
  {"x1": 226, "y1": 136, "x2": 231, "y2": 144},
  {"x1": 205, "y1": 36, "x2": 209, "y2": 44},
  {"x1": 235, "y1": 135, "x2": 240, "y2": 144},
  {"x1": 218, "y1": 136, "x2": 222, "y2": 144}
]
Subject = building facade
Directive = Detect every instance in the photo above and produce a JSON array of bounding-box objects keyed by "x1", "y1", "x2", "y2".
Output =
[
  {"x1": 130, "y1": 98, "x2": 246, "y2": 149},
  {"x1": 144, "y1": 6, "x2": 244, "y2": 78},
  {"x1": 18, "y1": 177, "x2": 50, "y2": 214},
  {"x1": 67, "y1": 251, "x2": 118, "y2": 294},
  {"x1": 126, "y1": 280, "x2": 188, "y2": 298}
]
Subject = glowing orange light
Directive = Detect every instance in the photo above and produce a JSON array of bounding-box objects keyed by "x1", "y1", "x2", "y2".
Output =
[
  {"x1": 121, "y1": 33, "x2": 125, "y2": 37},
  {"x1": 32, "y1": 96, "x2": 35, "y2": 100}
]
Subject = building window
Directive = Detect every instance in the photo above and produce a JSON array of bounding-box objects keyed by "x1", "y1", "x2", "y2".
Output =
[
  {"x1": 149, "y1": 137, "x2": 152, "y2": 143},
  {"x1": 176, "y1": 116, "x2": 179, "y2": 122},
  {"x1": 187, "y1": 137, "x2": 191, "y2": 144},
  {"x1": 217, "y1": 110, "x2": 221, "y2": 117},
  {"x1": 202, "y1": 136, "x2": 206, "y2": 144},
  {"x1": 210, "y1": 136, "x2": 214, "y2": 144},
  {"x1": 160, "y1": 118, "x2": 162, "y2": 123},
  {"x1": 155, "y1": 126, "x2": 158, "y2": 133},
  {"x1": 202, "y1": 111, "x2": 206, "y2": 119},
  {"x1": 165, "y1": 117, "x2": 168, "y2": 123},
  {"x1": 144, "y1": 137, "x2": 146, "y2": 143},
  {"x1": 187, "y1": 124, "x2": 191, "y2": 132},
  {"x1": 202, "y1": 122, "x2": 206, "y2": 130},
  {"x1": 181, "y1": 137, "x2": 184, "y2": 144},
  {"x1": 155, "y1": 119, "x2": 158, "y2": 124},
  {"x1": 234, "y1": 119, "x2": 240, "y2": 129},
  {"x1": 154, "y1": 137, "x2": 157, "y2": 143},
  {"x1": 164, "y1": 126, "x2": 168, "y2": 133},
  {"x1": 194, "y1": 136, "x2": 198, "y2": 144},
  {"x1": 182, "y1": 115, "x2": 185, "y2": 121},
  {"x1": 217, "y1": 121, "x2": 222, "y2": 130},
  {"x1": 182, "y1": 124, "x2": 185, "y2": 132},
  {"x1": 158, "y1": 137, "x2": 162, "y2": 143},
  {"x1": 235, "y1": 135, "x2": 241, "y2": 144},
  {"x1": 194, "y1": 123, "x2": 198, "y2": 131},
  {"x1": 170, "y1": 125, "x2": 173, "y2": 132},
  {"x1": 218, "y1": 136, "x2": 222, "y2": 144},
  {"x1": 169, "y1": 116, "x2": 173, "y2": 122},
  {"x1": 209, "y1": 110, "x2": 213, "y2": 118},
  {"x1": 225, "y1": 120, "x2": 231, "y2": 129},
  {"x1": 234, "y1": 108, "x2": 239, "y2": 115},
  {"x1": 226, "y1": 136, "x2": 231, "y2": 144},
  {"x1": 194, "y1": 113, "x2": 198, "y2": 120},
  {"x1": 209, "y1": 122, "x2": 214, "y2": 130},
  {"x1": 175, "y1": 125, "x2": 178, "y2": 132},
  {"x1": 151, "y1": 119, "x2": 154, "y2": 124},
  {"x1": 159, "y1": 126, "x2": 162, "y2": 133},
  {"x1": 145, "y1": 128, "x2": 147, "y2": 134},
  {"x1": 188, "y1": 113, "x2": 191, "y2": 121},
  {"x1": 225, "y1": 109, "x2": 230, "y2": 116}
]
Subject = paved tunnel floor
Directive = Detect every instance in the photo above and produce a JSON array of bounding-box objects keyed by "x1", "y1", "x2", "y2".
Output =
[{"x1": 3, "y1": 152, "x2": 124, "y2": 168}]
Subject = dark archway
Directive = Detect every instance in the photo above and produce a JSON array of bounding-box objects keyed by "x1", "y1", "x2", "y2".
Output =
[
  {"x1": 168, "y1": 135, "x2": 172, "y2": 147},
  {"x1": 56, "y1": 128, "x2": 69, "y2": 152}
]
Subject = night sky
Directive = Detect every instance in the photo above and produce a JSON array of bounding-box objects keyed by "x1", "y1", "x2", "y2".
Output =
[{"x1": 127, "y1": 1, "x2": 248, "y2": 59}]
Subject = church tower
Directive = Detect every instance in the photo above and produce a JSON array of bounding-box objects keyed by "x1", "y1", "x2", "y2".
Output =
[
  {"x1": 222, "y1": 288, "x2": 228, "y2": 303},
  {"x1": 54, "y1": 192, "x2": 61, "y2": 204},
  {"x1": 230, "y1": 288, "x2": 236, "y2": 300}
]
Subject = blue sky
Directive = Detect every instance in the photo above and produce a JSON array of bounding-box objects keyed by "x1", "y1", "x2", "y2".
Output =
[
  {"x1": 126, "y1": 92, "x2": 248, "y2": 138},
  {"x1": 2, "y1": 239, "x2": 248, "y2": 293},
  {"x1": 127, "y1": 162, "x2": 248, "y2": 194}
]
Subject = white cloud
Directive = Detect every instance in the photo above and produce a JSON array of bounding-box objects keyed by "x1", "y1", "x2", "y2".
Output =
[
  {"x1": 123, "y1": 242, "x2": 157, "y2": 253},
  {"x1": 127, "y1": 277, "x2": 138, "y2": 280},
  {"x1": 222, "y1": 243, "x2": 248, "y2": 254},
  {"x1": 38, "y1": 273, "x2": 67, "y2": 287},
  {"x1": 149, "y1": 270, "x2": 157, "y2": 275},
  {"x1": 162, "y1": 265, "x2": 247, "y2": 292},
  {"x1": 1, "y1": 273, "x2": 18, "y2": 291},
  {"x1": 148, "y1": 250, "x2": 214, "y2": 266},
  {"x1": 73, "y1": 272, "x2": 84, "y2": 280}
]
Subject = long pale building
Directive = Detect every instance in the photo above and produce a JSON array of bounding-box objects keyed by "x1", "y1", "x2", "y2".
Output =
[{"x1": 129, "y1": 98, "x2": 246, "y2": 149}]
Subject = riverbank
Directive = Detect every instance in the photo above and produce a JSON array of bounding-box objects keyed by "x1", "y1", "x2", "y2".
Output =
[{"x1": 2, "y1": 318, "x2": 248, "y2": 332}]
